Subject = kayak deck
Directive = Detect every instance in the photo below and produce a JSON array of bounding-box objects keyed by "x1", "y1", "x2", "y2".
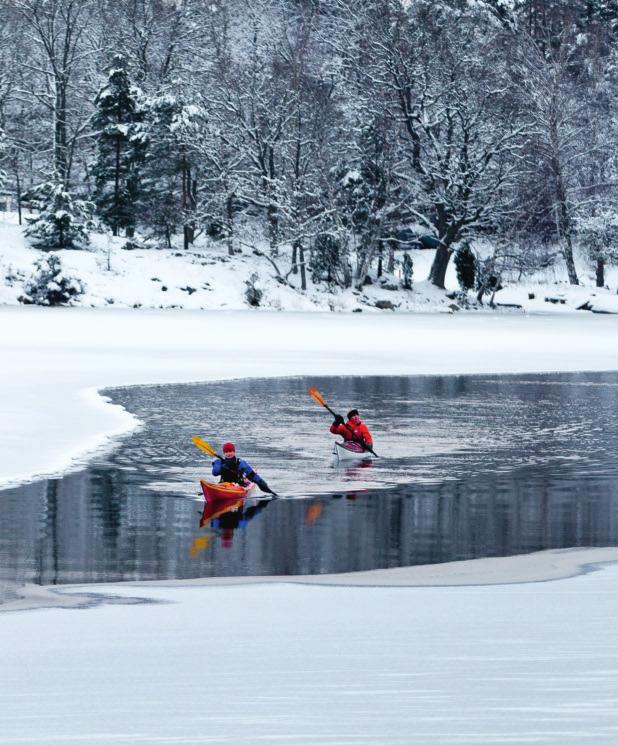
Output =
[
  {"x1": 332, "y1": 440, "x2": 374, "y2": 460},
  {"x1": 200, "y1": 480, "x2": 256, "y2": 500}
]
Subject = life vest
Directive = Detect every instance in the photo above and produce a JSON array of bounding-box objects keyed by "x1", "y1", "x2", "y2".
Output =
[
  {"x1": 330, "y1": 420, "x2": 373, "y2": 446},
  {"x1": 220, "y1": 457, "x2": 245, "y2": 484}
]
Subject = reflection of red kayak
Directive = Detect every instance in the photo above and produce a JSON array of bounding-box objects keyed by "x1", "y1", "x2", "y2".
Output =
[
  {"x1": 200, "y1": 480, "x2": 255, "y2": 501},
  {"x1": 199, "y1": 481, "x2": 255, "y2": 528},
  {"x1": 200, "y1": 496, "x2": 244, "y2": 526}
]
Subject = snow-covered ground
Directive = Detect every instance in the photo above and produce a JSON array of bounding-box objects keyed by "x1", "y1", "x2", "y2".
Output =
[{"x1": 2, "y1": 212, "x2": 618, "y2": 313}]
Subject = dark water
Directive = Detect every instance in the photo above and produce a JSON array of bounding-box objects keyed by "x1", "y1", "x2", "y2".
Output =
[{"x1": 2, "y1": 372, "x2": 618, "y2": 602}]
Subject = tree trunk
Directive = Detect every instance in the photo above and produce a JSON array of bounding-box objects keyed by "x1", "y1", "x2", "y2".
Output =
[
  {"x1": 55, "y1": 85, "x2": 69, "y2": 184},
  {"x1": 549, "y1": 116, "x2": 579, "y2": 285},
  {"x1": 267, "y1": 203, "x2": 278, "y2": 253},
  {"x1": 299, "y1": 242, "x2": 307, "y2": 291},
  {"x1": 596, "y1": 256, "x2": 605, "y2": 288},
  {"x1": 226, "y1": 192, "x2": 235, "y2": 256},
  {"x1": 113, "y1": 136, "x2": 121, "y2": 237},
  {"x1": 291, "y1": 243, "x2": 298, "y2": 274},
  {"x1": 387, "y1": 241, "x2": 395, "y2": 273},
  {"x1": 15, "y1": 163, "x2": 22, "y2": 226},
  {"x1": 561, "y1": 233, "x2": 579, "y2": 285},
  {"x1": 429, "y1": 246, "x2": 452, "y2": 288}
]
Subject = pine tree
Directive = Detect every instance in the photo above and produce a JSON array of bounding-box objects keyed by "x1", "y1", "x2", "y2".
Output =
[
  {"x1": 20, "y1": 254, "x2": 84, "y2": 306},
  {"x1": 92, "y1": 54, "x2": 143, "y2": 237},
  {"x1": 455, "y1": 244, "x2": 477, "y2": 290},
  {"x1": 25, "y1": 181, "x2": 91, "y2": 250}
]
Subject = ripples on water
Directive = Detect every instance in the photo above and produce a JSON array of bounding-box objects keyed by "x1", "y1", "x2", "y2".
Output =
[{"x1": 1, "y1": 372, "x2": 618, "y2": 599}]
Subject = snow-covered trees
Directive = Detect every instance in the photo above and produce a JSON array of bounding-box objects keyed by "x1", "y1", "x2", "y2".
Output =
[
  {"x1": 139, "y1": 94, "x2": 205, "y2": 248},
  {"x1": 577, "y1": 208, "x2": 618, "y2": 287},
  {"x1": 335, "y1": 0, "x2": 527, "y2": 288},
  {"x1": 25, "y1": 181, "x2": 91, "y2": 249},
  {"x1": 16, "y1": 0, "x2": 97, "y2": 186},
  {"x1": 92, "y1": 54, "x2": 143, "y2": 237},
  {"x1": 0, "y1": 0, "x2": 617, "y2": 291}
]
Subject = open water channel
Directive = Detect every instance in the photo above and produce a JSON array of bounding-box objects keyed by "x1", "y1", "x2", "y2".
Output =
[{"x1": 1, "y1": 372, "x2": 618, "y2": 604}]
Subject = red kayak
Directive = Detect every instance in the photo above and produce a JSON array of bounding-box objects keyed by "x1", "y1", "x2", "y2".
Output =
[{"x1": 200, "y1": 480, "x2": 256, "y2": 501}]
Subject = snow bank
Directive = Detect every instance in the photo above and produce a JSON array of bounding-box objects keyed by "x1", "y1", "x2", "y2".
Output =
[{"x1": 4, "y1": 213, "x2": 618, "y2": 314}]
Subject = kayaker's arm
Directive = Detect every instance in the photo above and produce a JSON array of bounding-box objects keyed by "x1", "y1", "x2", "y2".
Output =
[
  {"x1": 212, "y1": 458, "x2": 222, "y2": 476},
  {"x1": 241, "y1": 461, "x2": 278, "y2": 496}
]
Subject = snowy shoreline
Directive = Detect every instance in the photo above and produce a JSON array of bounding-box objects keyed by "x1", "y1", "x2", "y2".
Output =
[{"x1": 4, "y1": 547, "x2": 618, "y2": 614}]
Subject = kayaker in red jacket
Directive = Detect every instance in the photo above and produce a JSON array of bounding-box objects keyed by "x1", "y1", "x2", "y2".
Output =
[{"x1": 330, "y1": 409, "x2": 373, "y2": 450}]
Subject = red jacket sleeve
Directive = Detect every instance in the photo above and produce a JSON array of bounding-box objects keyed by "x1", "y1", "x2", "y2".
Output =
[
  {"x1": 359, "y1": 424, "x2": 372, "y2": 446},
  {"x1": 330, "y1": 423, "x2": 354, "y2": 439}
]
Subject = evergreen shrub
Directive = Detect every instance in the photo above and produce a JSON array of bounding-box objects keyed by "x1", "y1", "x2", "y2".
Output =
[{"x1": 19, "y1": 254, "x2": 84, "y2": 306}]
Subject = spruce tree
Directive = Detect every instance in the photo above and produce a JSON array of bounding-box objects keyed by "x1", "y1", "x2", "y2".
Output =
[
  {"x1": 92, "y1": 54, "x2": 143, "y2": 237},
  {"x1": 25, "y1": 181, "x2": 91, "y2": 250},
  {"x1": 455, "y1": 244, "x2": 477, "y2": 290}
]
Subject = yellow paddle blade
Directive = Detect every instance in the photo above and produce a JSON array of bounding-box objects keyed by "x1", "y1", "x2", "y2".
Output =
[
  {"x1": 192, "y1": 436, "x2": 218, "y2": 458},
  {"x1": 308, "y1": 387, "x2": 326, "y2": 407}
]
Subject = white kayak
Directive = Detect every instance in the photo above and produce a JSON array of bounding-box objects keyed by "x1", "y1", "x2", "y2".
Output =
[{"x1": 332, "y1": 440, "x2": 375, "y2": 461}]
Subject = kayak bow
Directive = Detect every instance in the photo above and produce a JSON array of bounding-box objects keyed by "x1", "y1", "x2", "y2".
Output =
[
  {"x1": 332, "y1": 441, "x2": 375, "y2": 461},
  {"x1": 200, "y1": 480, "x2": 256, "y2": 501}
]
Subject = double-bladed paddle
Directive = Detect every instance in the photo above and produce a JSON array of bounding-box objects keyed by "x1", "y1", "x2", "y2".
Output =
[
  {"x1": 307, "y1": 387, "x2": 379, "y2": 458},
  {"x1": 191, "y1": 436, "x2": 278, "y2": 496}
]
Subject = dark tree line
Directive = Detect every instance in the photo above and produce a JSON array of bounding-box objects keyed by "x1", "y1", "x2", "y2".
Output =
[{"x1": 1, "y1": 0, "x2": 618, "y2": 289}]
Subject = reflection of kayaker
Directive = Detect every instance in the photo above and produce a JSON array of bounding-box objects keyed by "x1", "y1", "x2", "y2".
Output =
[
  {"x1": 214, "y1": 499, "x2": 269, "y2": 547},
  {"x1": 199, "y1": 495, "x2": 270, "y2": 546},
  {"x1": 199, "y1": 493, "x2": 245, "y2": 526}
]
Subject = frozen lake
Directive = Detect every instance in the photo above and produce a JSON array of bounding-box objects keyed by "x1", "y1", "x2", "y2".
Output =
[{"x1": 2, "y1": 372, "x2": 618, "y2": 602}]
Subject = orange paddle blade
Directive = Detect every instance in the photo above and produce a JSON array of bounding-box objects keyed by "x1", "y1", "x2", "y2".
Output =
[{"x1": 308, "y1": 387, "x2": 326, "y2": 407}]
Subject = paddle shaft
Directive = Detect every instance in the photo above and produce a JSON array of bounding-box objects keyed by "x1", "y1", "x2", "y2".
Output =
[{"x1": 314, "y1": 396, "x2": 379, "y2": 458}]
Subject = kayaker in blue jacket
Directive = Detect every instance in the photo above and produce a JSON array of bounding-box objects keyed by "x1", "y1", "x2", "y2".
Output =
[{"x1": 212, "y1": 442, "x2": 276, "y2": 495}]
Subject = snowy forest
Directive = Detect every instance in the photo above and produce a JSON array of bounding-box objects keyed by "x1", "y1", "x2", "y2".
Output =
[{"x1": 1, "y1": 0, "x2": 618, "y2": 300}]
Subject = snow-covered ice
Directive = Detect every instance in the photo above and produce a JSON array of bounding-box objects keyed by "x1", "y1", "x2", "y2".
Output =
[{"x1": 2, "y1": 551, "x2": 618, "y2": 745}]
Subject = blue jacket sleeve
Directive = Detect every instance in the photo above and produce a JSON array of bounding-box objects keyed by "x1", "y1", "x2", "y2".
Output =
[
  {"x1": 238, "y1": 459, "x2": 260, "y2": 482},
  {"x1": 212, "y1": 458, "x2": 222, "y2": 476}
]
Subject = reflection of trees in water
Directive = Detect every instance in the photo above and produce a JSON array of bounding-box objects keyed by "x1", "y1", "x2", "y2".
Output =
[{"x1": 3, "y1": 458, "x2": 618, "y2": 590}]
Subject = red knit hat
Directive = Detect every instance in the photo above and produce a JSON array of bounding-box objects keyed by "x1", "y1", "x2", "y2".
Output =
[{"x1": 222, "y1": 442, "x2": 236, "y2": 453}]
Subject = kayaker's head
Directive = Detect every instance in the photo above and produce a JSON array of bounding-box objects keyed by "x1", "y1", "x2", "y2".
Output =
[
  {"x1": 347, "y1": 409, "x2": 360, "y2": 425},
  {"x1": 222, "y1": 442, "x2": 236, "y2": 459}
]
